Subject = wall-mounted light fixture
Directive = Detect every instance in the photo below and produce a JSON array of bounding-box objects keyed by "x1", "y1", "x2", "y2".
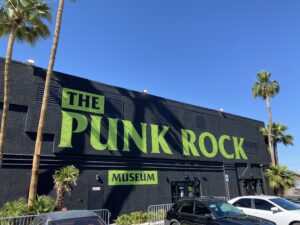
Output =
[
  {"x1": 166, "y1": 177, "x2": 170, "y2": 184},
  {"x1": 95, "y1": 174, "x2": 103, "y2": 184},
  {"x1": 185, "y1": 175, "x2": 190, "y2": 181}
]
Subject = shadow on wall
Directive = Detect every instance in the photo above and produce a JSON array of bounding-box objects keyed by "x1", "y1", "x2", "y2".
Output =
[
  {"x1": 3, "y1": 65, "x2": 191, "y2": 217},
  {"x1": 103, "y1": 87, "x2": 187, "y2": 218}
]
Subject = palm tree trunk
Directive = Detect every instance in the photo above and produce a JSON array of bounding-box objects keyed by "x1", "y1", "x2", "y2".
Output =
[
  {"x1": 273, "y1": 187, "x2": 278, "y2": 196},
  {"x1": 0, "y1": 25, "x2": 17, "y2": 168},
  {"x1": 273, "y1": 142, "x2": 278, "y2": 165},
  {"x1": 54, "y1": 186, "x2": 65, "y2": 211},
  {"x1": 265, "y1": 96, "x2": 275, "y2": 166},
  {"x1": 28, "y1": 0, "x2": 65, "y2": 207},
  {"x1": 278, "y1": 187, "x2": 284, "y2": 197}
]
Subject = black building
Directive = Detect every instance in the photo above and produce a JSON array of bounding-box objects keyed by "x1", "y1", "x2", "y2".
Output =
[{"x1": 0, "y1": 58, "x2": 272, "y2": 218}]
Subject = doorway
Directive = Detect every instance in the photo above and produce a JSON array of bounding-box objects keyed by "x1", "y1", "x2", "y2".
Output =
[
  {"x1": 87, "y1": 185, "x2": 104, "y2": 210},
  {"x1": 241, "y1": 179, "x2": 264, "y2": 195},
  {"x1": 171, "y1": 181, "x2": 201, "y2": 202}
]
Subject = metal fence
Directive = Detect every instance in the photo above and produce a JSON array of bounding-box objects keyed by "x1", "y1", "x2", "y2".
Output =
[
  {"x1": 147, "y1": 196, "x2": 228, "y2": 225},
  {"x1": 147, "y1": 203, "x2": 173, "y2": 225},
  {"x1": 0, "y1": 215, "x2": 36, "y2": 225},
  {"x1": 93, "y1": 209, "x2": 111, "y2": 224},
  {"x1": 0, "y1": 209, "x2": 111, "y2": 225}
]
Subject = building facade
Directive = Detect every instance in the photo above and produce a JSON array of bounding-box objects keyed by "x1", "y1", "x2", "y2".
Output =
[
  {"x1": 285, "y1": 173, "x2": 300, "y2": 196},
  {"x1": 0, "y1": 58, "x2": 272, "y2": 218}
]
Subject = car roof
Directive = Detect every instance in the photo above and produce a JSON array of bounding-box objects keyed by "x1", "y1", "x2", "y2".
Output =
[
  {"x1": 234, "y1": 195, "x2": 279, "y2": 200},
  {"x1": 41, "y1": 210, "x2": 98, "y2": 221},
  {"x1": 177, "y1": 197, "x2": 226, "y2": 204}
]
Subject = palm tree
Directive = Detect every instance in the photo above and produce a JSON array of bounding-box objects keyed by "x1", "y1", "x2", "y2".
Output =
[
  {"x1": 28, "y1": 0, "x2": 75, "y2": 207},
  {"x1": 252, "y1": 70, "x2": 280, "y2": 165},
  {"x1": 53, "y1": 165, "x2": 79, "y2": 211},
  {"x1": 29, "y1": 195, "x2": 55, "y2": 214},
  {"x1": 260, "y1": 123, "x2": 293, "y2": 165},
  {"x1": 0, "y1": 0, "x2": 51, "y2": 168},
  {"x1": 265, "y1": 164, "x2": 295, "y2": 197}
]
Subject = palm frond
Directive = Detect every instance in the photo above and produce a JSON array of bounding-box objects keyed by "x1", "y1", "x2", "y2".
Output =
[
  {"x1": 265, "y1": 165, "x2": 295, "y2": 192},
  {"x1": 270, "y1": 122, "x2": 294, "y2": 146},
  {"x1": 252, "y1": 70, "x2": 279, "y2": 100},
  {"x1": 259, "y1": 126, "x2": 271, "y2": 137},
  {"x1": 282, "y1": 134, "x2": 294, "y2": 146},
  {"x1": 53, "y1": 165, "x2": 80, "y2": 192},
  {"x1": 1, "y1": 0, "x2": 51, "y2": 43}
]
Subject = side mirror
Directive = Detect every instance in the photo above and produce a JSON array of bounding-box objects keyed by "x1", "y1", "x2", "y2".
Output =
[
  {"x1": 271, "y1": 207, "x2": 280, "y2": 213},
  {"x1": 204, "y1": 214, "x2": 213, "y2": 220}
]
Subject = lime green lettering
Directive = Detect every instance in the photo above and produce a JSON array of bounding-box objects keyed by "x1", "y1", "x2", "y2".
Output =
[
  {"x1": 123, "y1": 120, "x2": 147, "y2": 153},
  {"x1": 150, "y1": 124, "x2": 172, "y2": 154},
  {"x1": 62, "y1": 88, "x2": 104, "y2": 114},
  {"x1": 58, "y1": 111, "x2": 88, "y2": 148},
  {"x1": 219, "y1": 135, "x2": 234, "y2": 159},
  {"x1": 90, "y1": 116, "x2": 118, "y2": 151},
  {"x1": 199, "y1": 132, "x2": 218, "y2": 158},
  {"x1": 233, "y1": 137, "x2": 248, "y2": 160},
  {"x1": 108, "y1": 170, "x2": 158, "y2": 185},
  {"x1": 181, "y1": 129, "x2": 199, "y2": 156}
]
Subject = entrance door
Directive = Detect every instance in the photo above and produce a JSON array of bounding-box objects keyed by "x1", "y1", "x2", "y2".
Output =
[
  {"x1": 241, "y1": 179, "x2": 264, "y2": 195},
  {"x1": 87, "y1": 186, "x2": 104, "y2": 210},
  {"x1": 171, "y1": 181, "x2": 201, "y2": 202},
  {"x1": 245, "y1": 180, "x2": 257, "y2": 195}
]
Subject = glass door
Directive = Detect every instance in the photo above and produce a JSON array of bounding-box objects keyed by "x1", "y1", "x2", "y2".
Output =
[{"x1": 171, "y1": 181, "x2": 201, "y2": 202}]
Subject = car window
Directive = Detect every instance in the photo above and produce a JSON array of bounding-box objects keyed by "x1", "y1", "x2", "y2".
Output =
[
  {"x1": 194, "y1": 203, "x2": 211, "y2": 216},
  {"x1": 233, "y1": 198, "x2": 252, "y2": 208},
  {"x1": 270, "y1": 198, "x2": 300, "y2": 210},
  {"x1": 170, "y1": 202, "x2": 182, "y2": 212},
  {"x1": 254, "y1": 199, "x2": 274, "y2": 211},
  {"x1": 51, "y1": 216, "x2": 103, "y2": 225},
  {"x1": 220, "y1": 203, "x2": 234, "y2": 212},
  {"x1": 179, "y1": 202, "x2": 194, "y2": 214},
  {"x1": 208, "y1": 202, "x2": 245, "y2": 218}
]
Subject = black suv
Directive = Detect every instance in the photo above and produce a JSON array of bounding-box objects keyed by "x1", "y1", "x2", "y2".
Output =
[{"x1": 164, "y1": 198, "x2": 276, "y2": 225}]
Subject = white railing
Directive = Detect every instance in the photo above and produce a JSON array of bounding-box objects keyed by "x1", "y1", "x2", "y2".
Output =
[
  {"x1": 147, "y1": 203, "x2": 173, "y2": 225},
  {"x1": 0, "y1": 214, "x2": 36, "y2": 225},
  {"x1": 93, "y1": 209, "x2": 111, "y2": 224}
]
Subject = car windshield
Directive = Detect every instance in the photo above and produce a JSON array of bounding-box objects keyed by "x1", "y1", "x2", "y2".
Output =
[
  {"x1": 270, "y1": 198, "x2": 300, "y2": 211},
  {"x1": 51, "y1": 216, "x2": 104, "y2": 225},
  {"x1": 208, "y1": 202, "x2": 246, "y2": 218}
]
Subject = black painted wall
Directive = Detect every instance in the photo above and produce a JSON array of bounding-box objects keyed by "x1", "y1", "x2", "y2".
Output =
[{"x1": 0, "y1": 58, "x2": 272, "y2": 218}]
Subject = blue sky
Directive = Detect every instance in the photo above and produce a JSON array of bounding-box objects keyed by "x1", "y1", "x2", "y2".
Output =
[{"x1": 0, "y1": 0, "x2": 299, "y2": 171}]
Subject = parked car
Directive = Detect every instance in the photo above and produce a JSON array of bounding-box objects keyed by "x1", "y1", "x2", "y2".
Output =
[
  {"x1": 229, "y1": 195, "x2": 300, "y2": 225},
  {"x1": 164, "y1": 198, "x2": 275, "y2": 225},
  {"x1": 30, "y1": 210, "x2": 107, "y2": 225}
]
